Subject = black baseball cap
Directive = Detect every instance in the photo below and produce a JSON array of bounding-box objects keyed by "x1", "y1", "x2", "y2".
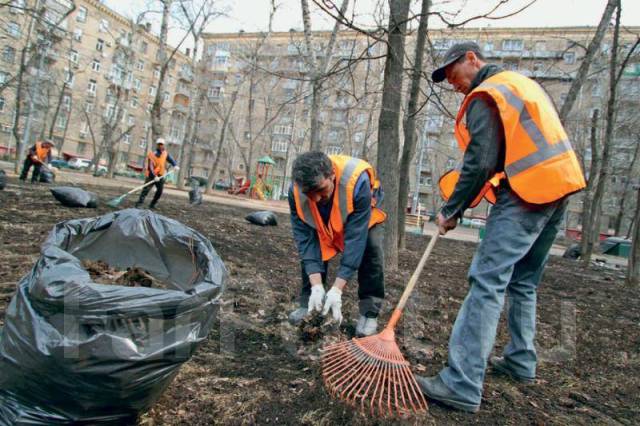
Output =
[{"x1": 431, "y1": 41, "x2": 482, "y2": 83}]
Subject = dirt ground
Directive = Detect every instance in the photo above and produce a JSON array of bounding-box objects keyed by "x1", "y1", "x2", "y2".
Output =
[{"x1": 0, "y1": 177, "x2": 638, "y2": 425}]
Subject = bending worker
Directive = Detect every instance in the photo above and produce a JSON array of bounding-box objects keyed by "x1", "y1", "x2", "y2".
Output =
[
  {"x1": 19, "y1": 139, "x2": 54, "y2": 183},
  {"x1": 288, "y1": 151, "x2": 386, "y2": 337},
  {"x1": 416, "y1": 42, "x2": 586, "y2": 413},
  {"x1": 136, "y1": 137, "x2": 179, "y2": 209}
]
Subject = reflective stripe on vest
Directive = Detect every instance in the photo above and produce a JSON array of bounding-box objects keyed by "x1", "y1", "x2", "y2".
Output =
[
  {"x1": 293, "y1": 155, "x2": 386, "y2": 261},
  {"x1": 441, "y1": 70, "x2": 585, "y2": 206}
]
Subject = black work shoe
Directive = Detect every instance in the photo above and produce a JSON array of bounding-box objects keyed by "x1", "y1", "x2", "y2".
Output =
[
  {"x1": 489, "y1": 356, "x2": 536, "y2": 384},
  {"x1": 415, "y1": 375, "x2": 480, "y2": 413}
]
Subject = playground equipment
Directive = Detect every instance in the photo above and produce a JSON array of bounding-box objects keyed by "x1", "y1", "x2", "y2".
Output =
[{"x1": 250, "y1": 156, "x2": 275, "y2": 200}]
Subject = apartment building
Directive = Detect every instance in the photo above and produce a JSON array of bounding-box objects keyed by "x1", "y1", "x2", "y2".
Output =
[{"x1": 0, "y1": 0, "x2": 193, "y2": 172}]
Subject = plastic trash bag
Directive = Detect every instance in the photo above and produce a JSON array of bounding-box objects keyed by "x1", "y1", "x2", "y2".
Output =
[
  {"x1": 0, "y1": 169, "x2": 6, "y2": 190},
  {"x1": 50, "y1": 186, "x2": 99, "y2": 208},
  {"x1": 0, "y1": 209, "x2": 226, "y2": 425},
  {"x1": 189, "y1": 179, "x2": 203, "y2": 206},
  {"x1": 245, "y1": 210, "x2": 278, "y2": 226},
  {"x1": 39, "y1": 168, "x2": 54, "y2": 183}
]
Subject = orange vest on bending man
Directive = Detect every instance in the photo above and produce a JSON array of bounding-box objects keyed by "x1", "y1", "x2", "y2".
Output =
[
  {"x1": 144, "y1": 150, "x2": 168, "y2": 177},
  {"x1": 439, "y1": 71, "x2": 586, "y2": 207},
  {"x1": 34, "y1": 141, "x2": 51, "y2": 163},
  {"x1": 293, "y1": 155, "x2": 386, "y2": 262}
]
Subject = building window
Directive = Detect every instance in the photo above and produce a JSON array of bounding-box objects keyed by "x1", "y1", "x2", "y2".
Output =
[
  {"x1": 7, "y1": 21, "x2": 21, "y2": 38},
  {"x1": 163, "y1": 91, "x2": 169, "y2": 102},
  {"x1": 272, "y1": 139, "x2": 288, "y2": 153},
  {"x1": 148, "y1": 86, "x2": 156, "y2": 96},
  {"x1": 563, "y1": 51, "x2": 576, "y2": 64},
  {"x1": 153, "y1": 67, "x2": 160, "y2": 79},
  {"x1": 140, "y1": 41, "x2": 148, "y2": 54},
  {"x1": 64, "y1": 70, "x2": 74, "y2": 85},
  {"x1": 55, "y1": 114, "x2": 67, "y2": 129},
  {"x1": 502, "y1": 39, "x2": 523, "y2": 51},
  {"x1": 483, "y1": 42, "x2": 494, "y2": 52},
  {"x1": 326, "y1": 145, "x2": 342, "y2": 155},
  {"x1": 208, "y1": 86, "x2": 221, "y2": 98},
  {"x1": 128, "y1": 114, "x2": 135, "y2": 125},
  {"x1": 123, "y1": 133, "x2": 130, "y2": 144},
  {"x1": 96, "y1": 39, "x2": 104, "y2": 51},
  {"x1": 533, "y1": 62, "x2": 543, "y2": 72},
  {"x1": 79, "y1": 121, "x2": 89, "y2": 137},
  {"x1": 273, "y1": 125, "x2": 292, "y2": 135},
  {"x1": 535, "y1": 41, "x2": 546, "y2": 51},
  {"x1": 85, "y1": 102, "x2": 94, "y2": 113},
  {"x1": 99, "y1": 19, "x2": 109, "y2": 32},
  {"x1": 215, "y1": 55, "x2": 228, "y2": 66},
  {"x1": 76, "y1": 6, "x2": 87, "y2": 22},
  {"x1": 130, "y1": 96, "x2": 138, "y2": 108},
  {"x1": 87, "y1": 79, "x2": 97, "y2": 95},
  {"x1": 133, "y1": 78, "x2": 141, "y2": 91},
  {"x1": 592, "y1": 84, "x2": 602, "y2": 97},
  {"x1": 0, "y1": 96, "x2": 5, "y2": 112},
  {"x1": 354, "y1": 132, "x2": 363, "y2": 143},
  {"x1": 77, "y1": 143, "x2": 87, "y2": 155},
  {"x1": 69, "y1": 49, "x2": 78, "y2": 64},
  {"x1": 0, "y1": 72, "x2": 8, "y2": 84},
  {"x1": 105, "y1": 104, "x2": 115, "y2": 119},
  {"x1": 3, "y1": 47, "x2": 16, "y2": 63},
  {"x1": 139, "y1": 137, "x2": 147, "y2": 148},
  {"x1": 91, "y1": 59, "x2": 101, "y2": 72},
  {"x1": 62, "y1": 94, "x2": 71, "y2": 110},
  {"x1": 73, "y1": 28, "x2": 82, "y2": 41},
  {"x1": 136, "y1": 59, "x2": 144, "y2": 71}
]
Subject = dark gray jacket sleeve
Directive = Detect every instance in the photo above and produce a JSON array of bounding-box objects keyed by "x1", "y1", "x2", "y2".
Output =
[
  {"x1": 288, "y1": 189, "x2": 324, "y2": 275},
  {"x1": 337, "y1": 173, "x2": 371, "y2": 281},
  {"x1": 167, "y1": 154, "x2": 177, "y2": 167},
  {"x1": 440, "y1": 96, "x2": 503, "y2": 220}
]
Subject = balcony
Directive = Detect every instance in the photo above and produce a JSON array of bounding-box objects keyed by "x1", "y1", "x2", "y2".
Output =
[{"x1": 178, "y1": 69, "x2": 194, "y2": 82}]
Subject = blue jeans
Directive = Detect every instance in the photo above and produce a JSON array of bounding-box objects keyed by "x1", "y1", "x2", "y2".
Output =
[{"x1": 439, "y1": 185, "x2": 568, "y2": 405}]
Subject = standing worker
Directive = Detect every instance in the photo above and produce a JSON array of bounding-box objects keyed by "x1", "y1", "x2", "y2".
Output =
[
  {"x1": 136, "y1": 138, "x2": 179, "y2": 209},
  {"x1": 416, "y1": 42, "x2": 586, "y2": 413},
  {"x1": 19, "y1": 139, "x2": 54, "y2": 183},
  {"x1": 288, "y1": 152, "x2": 386, "y2": 337}
]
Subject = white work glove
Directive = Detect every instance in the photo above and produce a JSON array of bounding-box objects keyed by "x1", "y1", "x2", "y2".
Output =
[
  {"x1": 307, "y1": 284, "x2": 325, "y2": 314},
  {"x1": 322, "y1": 287, "x2": 343, "y2": 323},
  {"x1": 153, "y1": 175, "x2": 161, "y2": 182},
  {"x1": 173, "y1": 166, "x2": 180, "y2": 172}
]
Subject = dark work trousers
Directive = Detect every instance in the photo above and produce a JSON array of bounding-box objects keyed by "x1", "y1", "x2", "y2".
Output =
[
  {"x1": 137, "y1": 175, "x2": 165, "y2": 208},
  {"x1": 298, "y1": 224, "x2": 385, "y2": 318},
  {"x1": 19, "y1": 157, "x2": 42, "y2": 183}
]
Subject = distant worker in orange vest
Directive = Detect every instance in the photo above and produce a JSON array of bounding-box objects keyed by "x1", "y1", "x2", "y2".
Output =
[
  {"x1": 415, "y1": 42, "x2": 586, "y2": 413},
  {"x1": 136, "y1": 138, "x2": 179, "y2": 210},
  {"x1": 19, "y1": 139, "x2": 54, "y2": 183},
  {"x1": 288, "y1": 152, "x2": 387, "y2": 337}
]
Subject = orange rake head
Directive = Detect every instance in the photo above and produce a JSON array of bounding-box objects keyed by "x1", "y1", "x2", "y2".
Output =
[{"x1": 321, "y1": 326, "x2": 428, "y2": 418}]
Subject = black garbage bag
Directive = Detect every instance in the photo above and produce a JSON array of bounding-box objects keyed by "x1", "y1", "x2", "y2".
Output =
[
  {"x1": 0, "y1": 209, "x2": 226, "y2": 425},
  {"x1": 188, "y1": 179, "x2": 203, "y2": 205},
  {"x1": 245, "y1": 210, "x2": 278, "y2": 226},
  {"x1": 39, "y1": 168, "x2": 54, "y2": 183},
  {"x1": 0, "y1": 169, "x2": 6, "y2": 190},
  {"x1": 50, "y1": 186, "x2": 98, "y2": 208},
  {"x1": 562, "y1": 243, "x2": 581, "y2": 260}
]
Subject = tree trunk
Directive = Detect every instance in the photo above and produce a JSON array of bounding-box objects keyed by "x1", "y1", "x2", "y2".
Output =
[
  {"x1": 205, "y1": 91, "x2": 238, "y2": 194},
  {"x1": 48, "y1": 82, "x2": 68, "y2": 139},
  {"x1": 398, "y1": 0, "x2": 430, "y2": 250},
  {"x1": 559, "y1": 0, "x2": 618, "y2": 122},
  {"x1": 151, "y1": 0, "x2": 172, "y2": 143},
  {"x1": 613, "y1": 140, "x2": 640, "y2": 235},
  {"x1": 580, "y1": 109, "x2": 600, "y2": 259},
  {"x1": 582, "y1": 1, "x2": 621, "y2": 265},
  {"x1": 376, "y1": 0, "x2": 410, "y2": 271},
  {"x1": 627, "y1": 186, "x2": 640, "y2": 286}
]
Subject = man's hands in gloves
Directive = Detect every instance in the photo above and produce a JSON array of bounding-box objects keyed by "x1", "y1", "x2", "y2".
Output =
[
  {"x1": 322, "y1": 287, "x2": 343, "y2": 323},
  {"x1": 307, "y1": 284, "x2": 325, "y2": 313},
  {"x1": 153, "y1": 175, "x2": 162, "y2": 182}
]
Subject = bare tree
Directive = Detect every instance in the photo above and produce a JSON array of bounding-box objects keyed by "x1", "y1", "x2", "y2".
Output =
[
  {"x1": 627, "y1": 184, "x2": 640, "y2": 286},
  {"x1": 300, "y1": 0, "x2": 350, "y2": 151},
  {"x1": 559, "y1": 0, "x2": 618, "y2": 122},
  {"x1": 398, "y1": 0, "x2": 430, "y2": 250},
  {"x1": 204, "y1": 90, "x2": 239, "y2": 194},
  {"x1": 376, "y1": 0, "x2": 410, "y2": 270}
]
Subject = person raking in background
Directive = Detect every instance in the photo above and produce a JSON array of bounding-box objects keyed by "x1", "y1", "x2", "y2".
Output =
[
  {"x1": 414, "y1": 42, "x2": 586, "y2": 413},
  {"x1": 19, "y1": 139, "x2": 54, "y2": 183},
  {"x1": 136, "y1": 137, "x2": 179, "y2": 210},
  {"x1": 287, "y1": 151, "x2": 387, "y2": 337}
]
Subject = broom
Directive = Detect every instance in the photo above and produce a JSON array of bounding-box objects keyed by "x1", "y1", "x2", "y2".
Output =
[
  {"x1": 106, "y1": 169, "x2": 175, "y2": 208},
  {"x1": 321, "y1": 232, "x2": 439, "y2": 418}
]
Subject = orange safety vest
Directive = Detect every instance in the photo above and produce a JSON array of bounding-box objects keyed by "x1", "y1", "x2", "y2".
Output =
[
  {"x1": 293, "y1": 155, "x2": 387, "y2": 262},
  {"x1": 439, "y1": 71, "x2": 585, "y2": 207},
  {"x1": 34, "y1": 141, "x2": 50, "y2": 163},
  {"x1": 145, "y1": 150, "x2": 168, "y2": 177}
]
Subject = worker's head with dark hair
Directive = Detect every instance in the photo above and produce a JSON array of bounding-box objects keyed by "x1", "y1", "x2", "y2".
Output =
[{"x1": 292, "y1": 151, "x2": 335, "y2": 203}]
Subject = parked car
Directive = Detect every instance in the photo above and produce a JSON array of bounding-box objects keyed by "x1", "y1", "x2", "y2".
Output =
[
  {"x1": 50, "y1": 158, "x2": 69, "y2": 169},
  {"x1": 214, "y1": 179, "x2": 231, "y2": 190},
  {"x1": 67, "y1": 157, "x2": 92, "y2": 170}
]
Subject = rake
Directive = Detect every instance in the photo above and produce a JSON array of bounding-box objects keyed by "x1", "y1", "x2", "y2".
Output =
[
  {"x1": 321, "y1": 232, "x2": 439, "y2": 418},
  {"x1": 106, "y1": 169, "x2": 175, "y2": 208}
]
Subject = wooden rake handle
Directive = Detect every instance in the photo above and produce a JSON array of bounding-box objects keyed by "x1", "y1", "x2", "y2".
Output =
[{"x1": 387, "y1": 231, "x2": 439, "y2": 329}]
